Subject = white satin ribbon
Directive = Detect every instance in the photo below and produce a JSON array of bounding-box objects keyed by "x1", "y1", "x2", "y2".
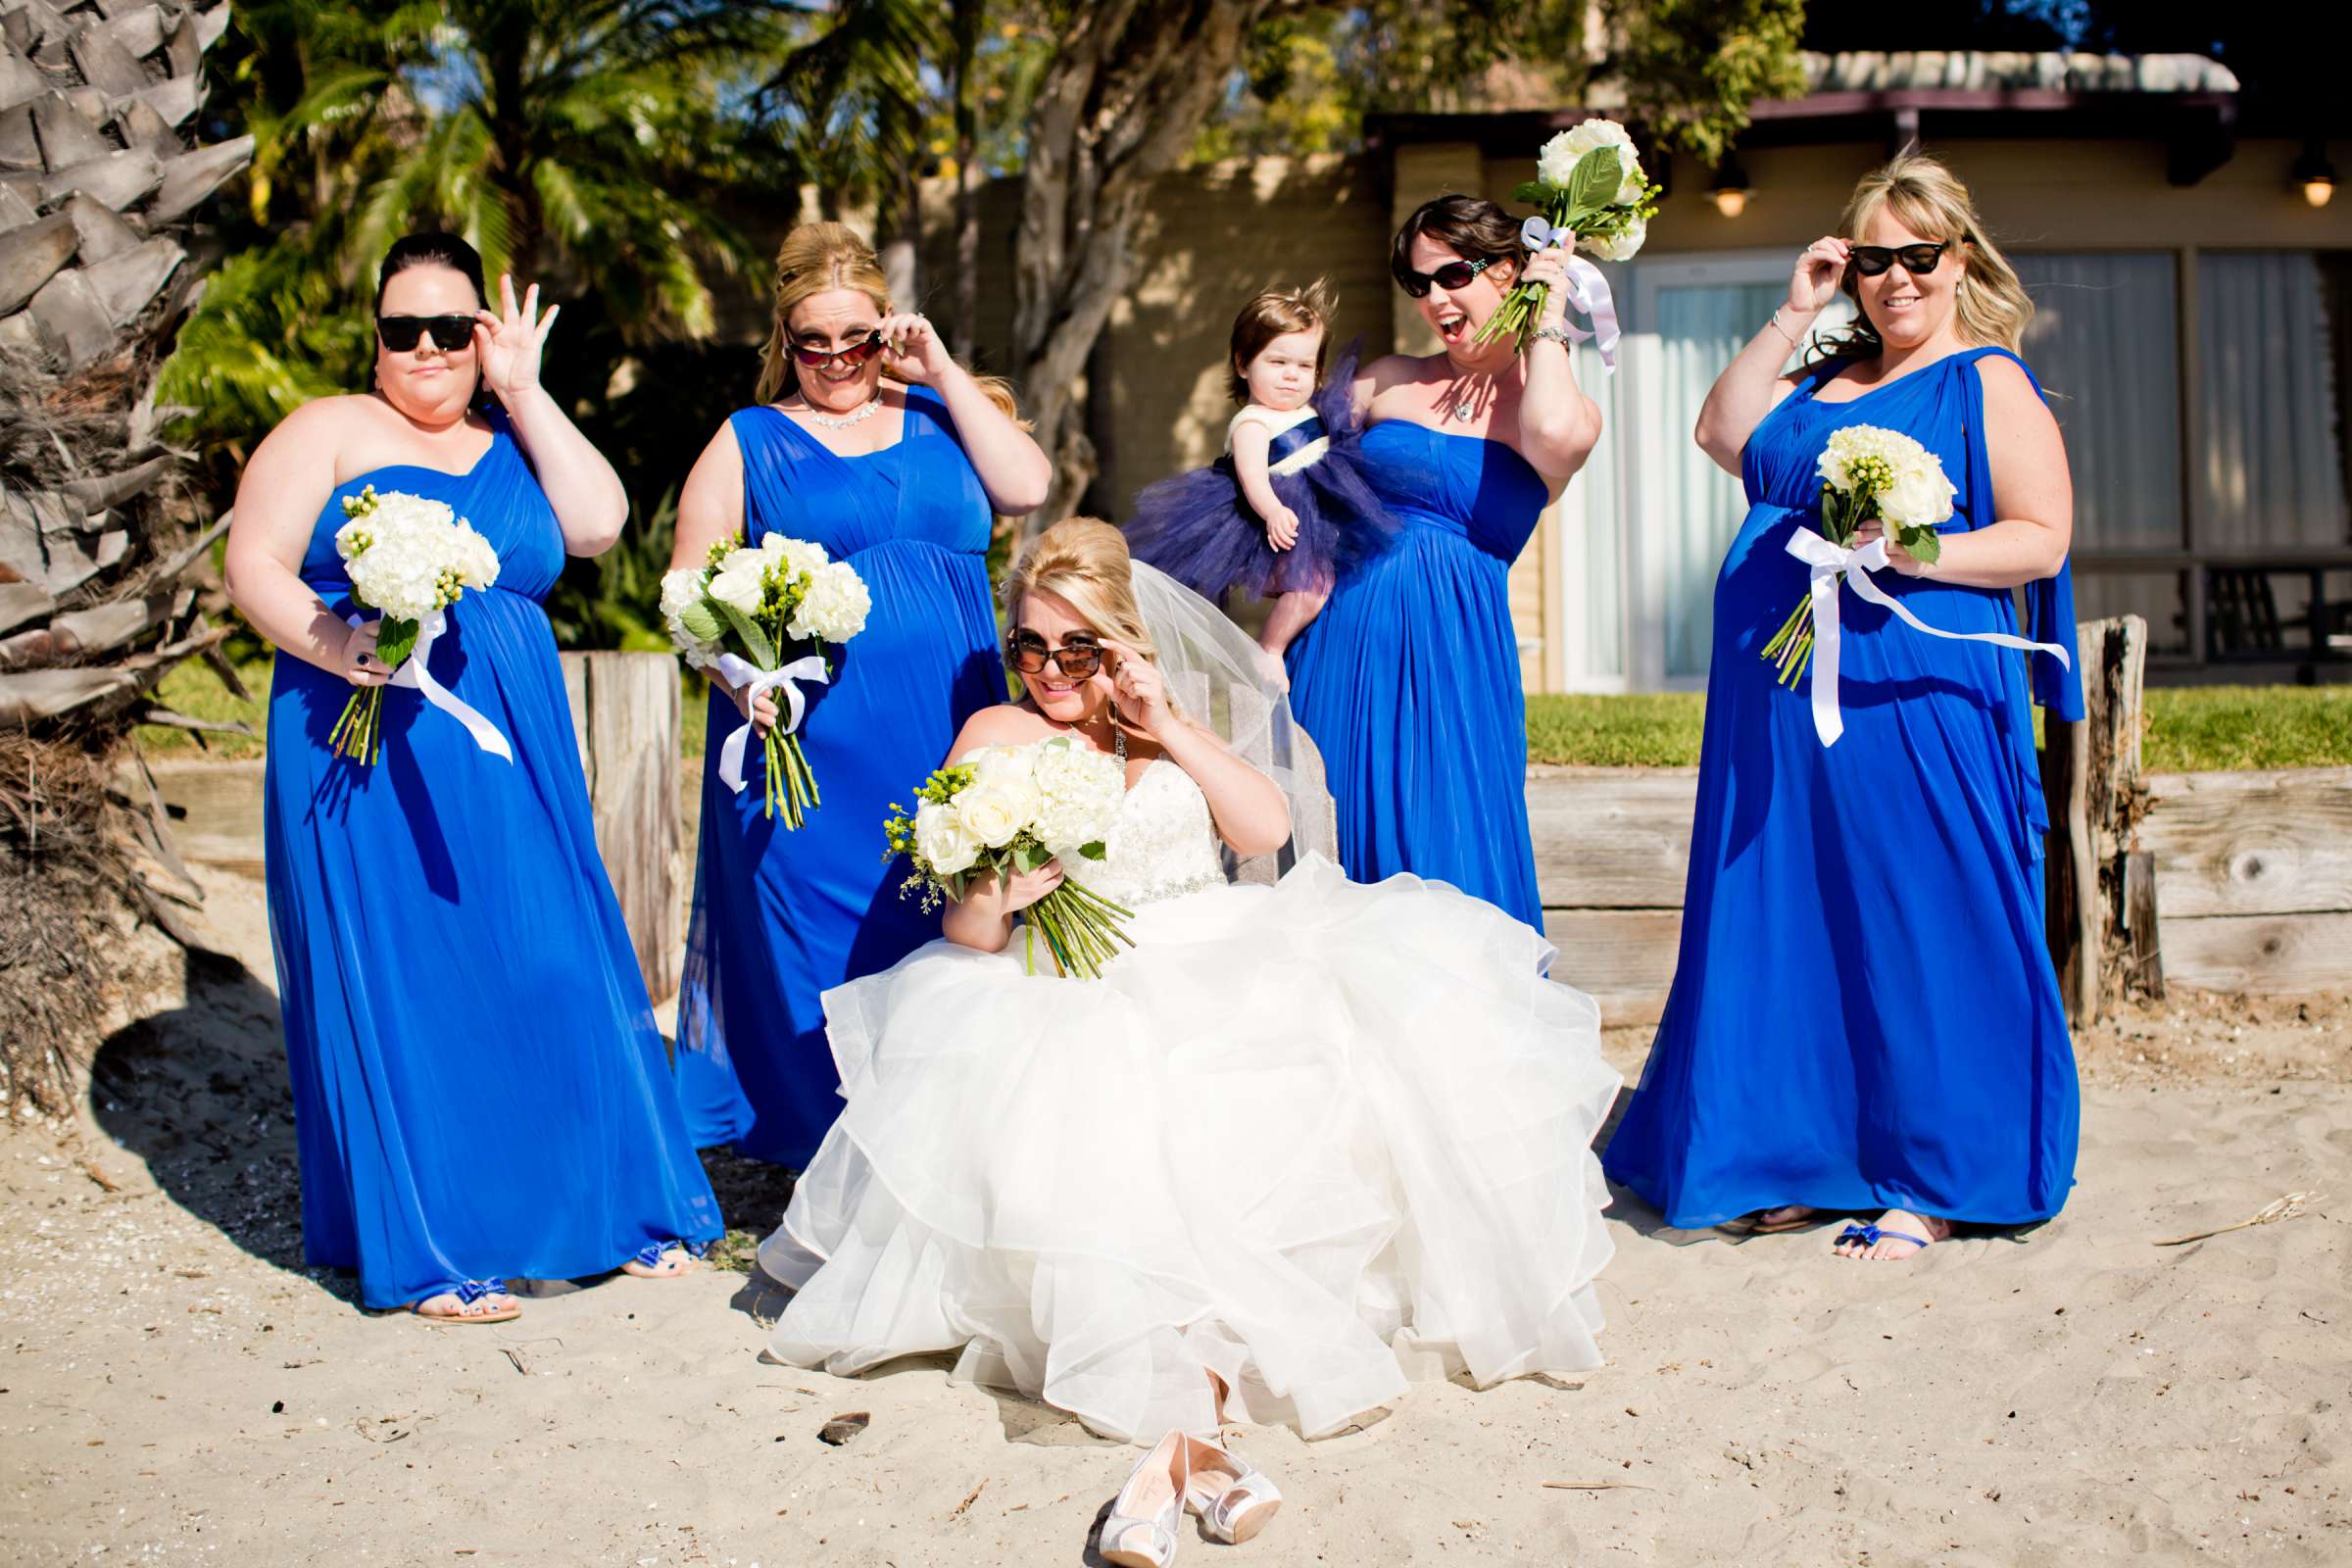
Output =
[
  {"x1": 1782, "y1": 529, "x2": 2074, "y2": 749},
  {"x1": 346, "y1": 610, "x2": 513, "y2": 762},
  {"x1": 713, "y1": 651, "x2": 829, "y2": 794},
  {"x1": 1519, "y1": 217, "x2": 1623, "y2": 372}
]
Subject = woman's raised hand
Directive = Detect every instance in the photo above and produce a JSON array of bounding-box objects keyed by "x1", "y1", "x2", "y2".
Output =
[
  {"x1": 1789, "y1": 238, "x2": 1849, "y2": 315},
  {"x1": 1102, "y1": 639, "x2": 1176, "y2": 740},
  {"x1": 877, "y1": 312, "x2": 954, "y2": 385},
  {"x1": 473, "y1": 273, "x2": 560, "y2": 399}
]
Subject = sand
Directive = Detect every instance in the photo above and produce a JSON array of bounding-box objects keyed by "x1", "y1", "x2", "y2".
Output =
[{"x1": 2, "y1": 864, "x2": 2346, "y2": 1565}]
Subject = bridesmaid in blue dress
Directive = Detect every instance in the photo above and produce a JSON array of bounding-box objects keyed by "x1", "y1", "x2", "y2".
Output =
[
  {"x1": 1287, "y1": 196, "x2": 1604, "y2": 929},
  {"x1": 1602, "y1": 154, "x2": 2083, "y2": 1261},
  {"x1": 670, "y1": 222, "x2": 1049, "y2": 1165},
  {"x1": 225, "y1": 234, "x2": 721, "y2": 1322}
]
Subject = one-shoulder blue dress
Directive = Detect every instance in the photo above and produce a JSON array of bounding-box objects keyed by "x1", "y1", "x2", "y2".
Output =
[
  {"x1": 264, "y1": 408, "x2": 722, "y2": 1310},
  {"x1": 1603, "y1": 347, "x2": 2084, "y2": 1229},
  {"x1": 676, "y1": 388, "x2": 1004, "y2": 1165},
  {"x1": 1284, "y1": 421, "x2": 1549, "y2": 929}
]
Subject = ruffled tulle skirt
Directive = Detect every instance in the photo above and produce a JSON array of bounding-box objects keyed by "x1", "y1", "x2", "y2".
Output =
[
  {"x1": 1122, "y1": 349, "x2": 1397, "y2": 602},
  {"x1": 758, "y1": 856, "x2": 1619, "y2": 1444}
]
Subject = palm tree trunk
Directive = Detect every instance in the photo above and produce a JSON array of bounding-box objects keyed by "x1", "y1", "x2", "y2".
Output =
[{"x1": 951, "y1": 0, "x2": 981, "y2": 362}]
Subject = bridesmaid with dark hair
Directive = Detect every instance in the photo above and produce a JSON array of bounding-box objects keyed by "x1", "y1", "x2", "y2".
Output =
[
  {"x1": 1284, "y1": 194, "x2": 1602, "y2": 929},
  {"x1": 225, "y1": 232, "x2": 720, "y2": 1323}
]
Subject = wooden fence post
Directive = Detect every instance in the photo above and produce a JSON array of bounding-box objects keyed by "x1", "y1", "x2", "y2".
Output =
[
  {"x1": 563, "y1": 652, "x2": 684, "y2": 1005},
  {"x1": 2040, "y1": 614, "x2": 2155, "y2": 1023}
]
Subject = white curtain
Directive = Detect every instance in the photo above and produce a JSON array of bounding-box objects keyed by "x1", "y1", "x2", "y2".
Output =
[
  {"x1": 2013, "y1": 253, "x2": 2183, "y2": 550},
  {"x1": 1645, "y1": 282, "x2": 1853, "y2": 680},
  {"x1": 2197, "y1": 253, "x2": 2351, "y2": 551}
]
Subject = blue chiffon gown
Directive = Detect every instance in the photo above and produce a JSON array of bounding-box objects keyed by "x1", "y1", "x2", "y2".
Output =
[
  {"x1": 264, "y1": 409, "x2": 722, "y2": 1310},
  {"x1": 676, "y1": 389, "x2": 1004, "y2": 1165},
  {"x1": 1285, "y1": 420, "x2": 1548, "y2": 929},
  {"x1": 1603, "y1": 347, "x2": 2084, "y2": 1230}
]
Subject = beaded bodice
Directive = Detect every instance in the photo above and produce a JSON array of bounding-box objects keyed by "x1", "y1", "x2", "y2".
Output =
[{"x1": 1070, "y1": 760, "x2": 1226, "y2": 908}]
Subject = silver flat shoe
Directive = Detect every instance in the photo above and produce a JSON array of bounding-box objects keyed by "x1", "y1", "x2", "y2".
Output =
[
  {"x1": 1101, "y1": 1428, "x2": 1189, "y2": 1568},
  {"x1": 1182, "y1": 1432, "x2": 1283, "y2": 1545}
]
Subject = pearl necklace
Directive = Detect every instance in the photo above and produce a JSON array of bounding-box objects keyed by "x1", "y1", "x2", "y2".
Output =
[{"x1": 803, "y1": 396, "x2": 883, "y2": 430}]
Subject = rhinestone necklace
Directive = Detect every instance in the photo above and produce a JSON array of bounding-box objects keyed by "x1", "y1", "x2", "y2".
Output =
[{"x1": 803, "y1": 396, "x2": 884, "y2": 431}]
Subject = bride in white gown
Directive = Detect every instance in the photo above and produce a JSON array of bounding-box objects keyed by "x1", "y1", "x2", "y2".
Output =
[{"x1": 758, "y1": 517, "x2": 1620, "y2": 1447}]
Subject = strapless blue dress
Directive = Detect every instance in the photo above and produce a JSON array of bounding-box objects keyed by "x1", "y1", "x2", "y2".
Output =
[
  {"x1": 264, "y1": 409, "x2": 721, "y2": 1309},
  {"x1": 675, "y1": 389, "x2": 1004, "y2": 1166},
  {"x1": 1285, "y1": 420, "x2": 1548, "y2": 929}
]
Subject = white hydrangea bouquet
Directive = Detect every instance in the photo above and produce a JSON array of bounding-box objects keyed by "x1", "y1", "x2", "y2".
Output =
[
  {"x1": 1762, "y1": 424, "x2": 1956, "y2": 686},
  {"x1": 329, "y1": 485, "x2": 502, "y2": 764},
  {"x1": 661, "y1": 531, "x2": 871, "y2": 825},
  {"x1": 1477, "y1": 118, "x2": 1659, "y2": 354},
  {"x1": 882, "y1": 735, "x2": 1136, "y2": 979}
]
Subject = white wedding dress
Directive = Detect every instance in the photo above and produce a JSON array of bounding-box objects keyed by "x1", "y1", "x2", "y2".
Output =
[{"x1": 759, "y1": 759, "x2": 1621, "y2": 1444}]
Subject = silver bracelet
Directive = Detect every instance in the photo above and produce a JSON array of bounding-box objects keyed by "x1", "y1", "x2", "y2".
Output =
[
  {"x1": 1768, "y1": 309, "x2": 1803, "y2": 350},
  {"x1": 1530, "y1": 321, "x2": 1576, "y2": 348}
]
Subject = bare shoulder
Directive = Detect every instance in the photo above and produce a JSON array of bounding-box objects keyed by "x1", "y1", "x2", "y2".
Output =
[
  {"x1": 1973, "y1": 352, "x2": 2043, "y2": 410},
  {"x1": 947, "y1": 703, "x2": 1044, "y2": 759}
]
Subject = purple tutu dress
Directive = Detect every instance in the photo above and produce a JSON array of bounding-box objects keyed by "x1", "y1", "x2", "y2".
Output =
[{"x1": 1124, "y1": 347, "x2": 1396, "y2": 600}]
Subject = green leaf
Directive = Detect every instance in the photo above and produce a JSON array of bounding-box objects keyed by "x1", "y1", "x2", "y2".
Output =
[
  {"x1": 1901, "y1": 524, "x2": 1943, "y2": 565},
  {"x1": 1077, "y1": 841, "x2": 1106, "y2": 861},
  {"x1": 1509, "y1": 179, "x2": 1551, "y2": 206},
  {"x1": 1568, "y1": 147, "x2": 1622, "y2": 214},
  {"x1": 1012, "y1": 841, "x2": 1049, "y2": 873},
  {"x1": 373, "y1": 617, "x2": 420, "y2": 670},
  {"x1": 714, "y1": 599, "x2": 776, "y2": 669},
  {"x1": 677, "y1": 600, "x2": 723, "y2": 645}
]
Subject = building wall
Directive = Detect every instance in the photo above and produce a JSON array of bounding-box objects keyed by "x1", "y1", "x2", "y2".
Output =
[{"x1": 856, "y1": 132, "x2": 2348, "y2": 687}]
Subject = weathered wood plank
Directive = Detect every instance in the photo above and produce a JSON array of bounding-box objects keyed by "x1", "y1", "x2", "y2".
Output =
[
  {"x1": 1527, "y1": 765, "x2": 1697, "y2": 909},
  {"x1": 563, "y1": 651, "x2": 683, "y2": 1006},
  {"x1": 2141, "y1": 767, "x2": 2352, "y2": 918},
  {"x1": 144, "y1": 759, "x2": 262, "y2": 875},
  {"x1": 2159, "y1": 911, "x2": 2352, "y2": 994},
  {"x1": 1542, "y1": 906, "x2": 1681, "y2": 1027}
]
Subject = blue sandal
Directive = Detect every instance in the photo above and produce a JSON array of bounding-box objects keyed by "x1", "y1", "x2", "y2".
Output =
[
  {"x1": 1834, "y1": 1222, "x2": 1933, "y2": 1257},
  {"x1": 622, "y1": 1238, "x2": 708, "y2": 1277},
  {"x1": 411, "y1": 1278, "x2": 520, "y2": 1323}
]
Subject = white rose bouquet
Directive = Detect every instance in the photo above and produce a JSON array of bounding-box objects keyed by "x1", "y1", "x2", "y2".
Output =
[
  {"x1": 1477, "y1": 118, "x2": 1659, "y2": 352},
  {"x1": 660, "y1": 532, "x2": 870, "y2": 825},
  {"x1": 328, "y1": 485, "x2": 501, "y2": 764},
  {"x1": 881, "y1": 735, "x2": 1136, "y2": 979},
  {"x1": 1762, "y1": 423, "x2": 1956, "y2": 685}
]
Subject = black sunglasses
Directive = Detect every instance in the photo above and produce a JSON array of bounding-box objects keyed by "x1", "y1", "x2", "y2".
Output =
[
  {"x1": 1006, "y1": 629, "x2": 1105, "y2": 679},
  {"x1": 791, "y1": 333, "x2": 885, "y2": 369},
  {"x1": 1849, "y1": 243, "x2": 1949, "y2": 277},
  {"x1": 377, "y1": 314, "x2": 477, "y2": 353},
  {"x1": 1397, "y1": 255, "x2": 1496, "y2": 299}
]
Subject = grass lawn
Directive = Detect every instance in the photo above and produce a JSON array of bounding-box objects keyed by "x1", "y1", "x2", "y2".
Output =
[{"x1": 136, "y1": 657, "x2": 2351, "y2": 774}]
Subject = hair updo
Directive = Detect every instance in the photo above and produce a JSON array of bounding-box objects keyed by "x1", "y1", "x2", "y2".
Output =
[{"x1": 1001, "y1": 517, "x2": 1160, "y2": 668}]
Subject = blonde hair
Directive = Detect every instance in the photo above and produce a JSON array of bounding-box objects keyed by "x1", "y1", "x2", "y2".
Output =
[
  {"x1": 1821, "y1": 150, "x2": 2033, "y2": 361},
  {"x1": 754, "y1": 220, "x2": 1027, "y2": 424},
  {"x1": 1228, "y1": 279, "x2": 1335, "y2": 405},
  {"x1": 1001, "y1": 517, "x2": 1160, "y2": 669},
  {"x1": 755, "y1": 222, "x2": 888, "y2": 405}
]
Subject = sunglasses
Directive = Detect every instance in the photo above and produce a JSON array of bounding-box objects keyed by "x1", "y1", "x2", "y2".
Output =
[
  {"x1": 1848, "y1": 243, "x2": 1949, "y2": 277},
  {"x1": 1006, "y1": 629, "x2": 1105, "y2": 679},
  {"x1": 377, "y1": 314, "x2": 477, "y2": 353},
  {"x1": 790, "y1": 333, "x2": 885, "y2": 370},
  {"x1": 1397, "y1": 255, "x2": 1496, "y2": 299}
]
